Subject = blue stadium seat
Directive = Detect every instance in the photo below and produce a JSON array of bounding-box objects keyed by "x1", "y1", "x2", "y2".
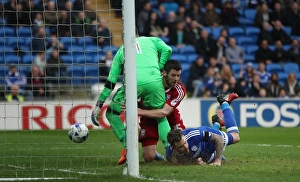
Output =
[
  {"x1": 16, "y1": 26, "x2": 33, "y2": 37},
  {"x1": 245, "y1": 27, "x2": 260, "y2": 37},
  {"x1": 0, "y1": 67, "x2": 7, "y2": 84},
  {"x1": 86, "y1": 45, "x2": 101, "y2": 58},
  {"x1": 85, "y1": 66, "x2": 100, "y2": 84},
  {"x1": 5, "y1": 55, "x2": 21, "y2": 64},
  {"x1": 0, "y1": 27, "x2": 15, "y2": 37},
  {"x1": 246, "y1": 45, "x2": 259, "y2": 55},
  {"x1": 211, "y1": 27, "x2": 223, "y2": 39},
  {"x1": 7, "y1": 37, "x2": 24, "y2": 48},
  {"x1": 170, "y1": 45, "x2": 179, "y2": 54},
  {"x1": 238, "y1": 17, "x2": 254, "y2": 26},
  {"x1": 162, "y1": 2, "x2": 179, "y2": 14},
  {"x1": 266, "y1": 63, "x2": 282, "y2": 73},
  {"x1": 236, "y1": 36, "x2": 255, "y2": 46},
  {"x1": 244, "y1": 55, "x2": 255, "y2": 63},
  {"x1": 244, "y1": 9, "x2": 257, "y2": 21},
  {"x1": 282, "y1": 27, "x2": 292, "y2": 36},
  {"x1": 282, "y1": 45, "x2": 291, "y2": 51},
  {"x1": 77, "y1": 37, "x2": 94, "y2": 47},
  {"x1": 283, "y1": 63, "x2": 299, "y2": 73},
  {"x1": 171, "y1": 54, "x2": 188, "y2": 63},
  {"x1": 103, "y1": 45, "x2": 119, "y2": 54},
  {"x1": 268, "y1": 45, "x2": 275, "y2": 51},
  {"x1": 228, "y1": 27, "x2": 245, "y2": 37},
  {"x1": 22, "y1": 54, "x2": 35, "y2": 64},
  {"x1": 159, "y1": 36, "x2": 169, "y2": 44},
  {"x1": 60, "y1": 37, "x2": 77, "y2": 49},
  {"x1": 187, "y1": 54, "x2": 199, "y2": 63},
  {"x1": 74, "y1": 55, "x2": 93, "y2": 64},
  {"x1": 68, "y1": 45, "x2": 85, "y2": 52},
  {"x1": 295, "y1": 73, "x2": 300, "y2": 80},
  {"x1": 179, "y1": 45, "x2": 196, "y2": 54},
  {"x1": 203, "y1": 27, "x2": 212, "y2": 37},
  {"x1": 231, "y1": 64, "x2": 242, "y2": 74},
  {"x1": 21, "y1": 37, "x2": 32, "y2": 47},
  {"x1": 67, "y1": 66, "x2": 84, "y2": 85},
  {"x1": 277, "y1": 72, "x2": 289, "y2": 83},
  {"x1": 60, "y1": 55, "x2": 73, "y2": 64}
]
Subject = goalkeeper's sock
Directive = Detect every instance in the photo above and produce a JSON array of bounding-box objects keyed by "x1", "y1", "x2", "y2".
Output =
[
  {"x1": 156, "y1": 117, "x2": 171, "y2": 148},
  {"x1": 222, "y1": 102, "x2": 239, "y2": 133},
  {"x1": 212, "y1": 122, "x2": 221, "y2": 131},
  {"x1": 106, "y1": 111, "x2": 126, "y2": 148}
]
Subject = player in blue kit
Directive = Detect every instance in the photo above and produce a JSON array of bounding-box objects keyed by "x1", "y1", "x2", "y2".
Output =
[{"x1": 166, "y1": 93, "x2": 240, "y2": 166}]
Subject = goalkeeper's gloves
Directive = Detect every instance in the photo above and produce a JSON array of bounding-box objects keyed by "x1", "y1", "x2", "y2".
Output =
[{"x1": 91, "y1": 101, "x2": 104, "y2": 126}]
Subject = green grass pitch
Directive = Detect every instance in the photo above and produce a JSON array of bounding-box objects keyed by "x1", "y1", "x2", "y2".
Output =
[{"x1": 0, "y1": 127, "x2": 300, "y2": 182}]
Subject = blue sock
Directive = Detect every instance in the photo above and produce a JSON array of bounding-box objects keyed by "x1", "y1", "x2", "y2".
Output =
[
  {"x1": 154, "y1": 152, "x2": 165, "y2": 161},
  {"x1": 212, "y1": 122, "x2": 220, "y2": 131},
  {"x1": 222, "y1": 102, "x2": 239, "y2": 133}
]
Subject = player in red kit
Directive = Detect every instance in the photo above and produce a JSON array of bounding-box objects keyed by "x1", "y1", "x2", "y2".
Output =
[{"x1": 138, "y1": 60, "x2": 186, "y2": 162}]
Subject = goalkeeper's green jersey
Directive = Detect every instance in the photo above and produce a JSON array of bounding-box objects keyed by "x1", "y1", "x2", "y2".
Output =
[{"x1": 98, "y1": 36, "x2": 172, "y2": 102}]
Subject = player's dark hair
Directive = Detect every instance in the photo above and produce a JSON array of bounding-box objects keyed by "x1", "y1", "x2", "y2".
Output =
[
  {"x1": 167, "y1": 129, "x2": 183, "y2": 146},
  {"x1": 164, "y1": 60, "x2": 182, "y2": 73}
]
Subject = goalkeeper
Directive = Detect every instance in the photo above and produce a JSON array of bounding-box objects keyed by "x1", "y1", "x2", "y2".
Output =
[{"x1": 91, "y1": 28, "x2": 172, "y2": 164}]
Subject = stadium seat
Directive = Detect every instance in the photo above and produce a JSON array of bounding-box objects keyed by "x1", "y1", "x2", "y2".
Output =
[
  {"x1": 179, "y1": 45, "x2": 196, "y2": 54},
  {"x1": 246, "y1": 45, "x2": 259, "y2": 55},
  {"x1": 67, "y1": 66, "x2": 84, "y2": 85},
  {"x1": 228, "y1": 27, "x2": 245, "y2": 37},
  {"x1": 5, "y1": 55, "x2": 21, "y2": 64},
  {"x1": 16, "y1": 26, "x2": 32, "y2": 37},
  {"x1": 7, "y1": 37, "x2": 24, "y2": 48},
  {"x1": 203, "y1": 27, "x2": 212, "y2": 37},
  {"x1": 162, "y1": 2, "x2": 179, "y2": 14},
  {"x1": 60, "y1": 37, "x2": 77, "y2": 49},
  {"x1": 244, "y1": 9, "x2": 257, "y2": 21},
  {"x1": 282, "y1": 45, "x2": 290, "y2": 51},
  {"x1": 283, "y1": 63, "x2": 299, "y2": 73},
  {"x1": 171, "y1": 54, "x2": 188, "y2": 63},
  {"x1": 266, "y1": 63, "x2": 282, "y2": 73},
  {"x1": 0, "y1": 67, "x2": 7, "y2": 84},
  {"x1": 22, "y1": 54, "x2": 35, "y2": 64},
  {"x1": 245, "y1": 27, "x2": 260, "y2": 37},
  {"x1": 0, "y1": 27, "x2": 15, "y2": 37},
  {"x1": 268, "y1": 45, "x2": 275, "y2": 51},
  {"x1": 244, "y1": 55, "x2": 255, "y2": 63},
  {"x1": 187, "y1": 54, "x2": 199, "y2": 63},
  {"x1": 170, "y1": 45, "x2": 179, "y2": 54},
  {"x1": 231, "y1": 64, "x2": 242, "y2": 74},
  {"x1": 85, "y1": 66, "x2": 100, "y2": 84},
  {"x1": 211, "y1": 27, "x2": 223, "y2": 39},
  {"x1": 77, "y1": 37, "x2": 94, "y2": 47},
  {"x1": 60, "y1": 55, "x2": 73, "y2": 64},
  {"x1": 282, "y1": 27, "x2": 292, "y2": 36},
  {"x1": 295, "y1": 73, "x2": 300, "y2": 80},
  {"x1": 180, "y1": 68, "x2": 189, "y2": 85},
  {"x1": 277, "y1": 72, "x2": 289, "y2": 83},
  {"x1": 74, "y1": 55, "x2": 93, "y2": 64},
  {"x1": 238, "y1": 17, "x2": 254, "y2": 26},
  {"x1": 68, "y1": 45, "x2": 85, "y2": 52},
  {"x1": 103, "y1": 45, "x2": 119, "y2": 54},
  {"x1": 159, "y1": 36, "x2": 170, "y2": 44},
  {"x1": 236, "y1": 36, "x2": 255, "y2": 46}
]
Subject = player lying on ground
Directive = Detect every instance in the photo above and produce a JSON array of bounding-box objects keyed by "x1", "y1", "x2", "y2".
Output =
[
  {"x1": 91, "y1": 28, "x2": 172, "y2": 164},
  {"x1": 166, "y1": 93, "x2": 240, "y2": 166},
  {"x1": 138, "y1": 59, "x2": 186, "y2": 162}
]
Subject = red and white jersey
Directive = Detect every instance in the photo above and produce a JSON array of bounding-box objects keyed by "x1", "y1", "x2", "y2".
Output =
[{"x1": 165, "y1": 82, "x2": 186, "y2": 130}]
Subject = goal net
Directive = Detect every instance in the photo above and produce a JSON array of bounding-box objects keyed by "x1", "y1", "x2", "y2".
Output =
[{"x1": 0, "y1": 0, "x2": 129, "y2": 180}]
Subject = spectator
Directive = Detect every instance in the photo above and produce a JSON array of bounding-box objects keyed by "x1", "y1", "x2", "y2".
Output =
[
  {"x1": 220, "y1": 1, "x2": 240, "y2": 26},
  {"x1": 58, "y1": 11, "x2": 71, "y2": 37},
  {"x1": 26, "y1": 65, "x2": 49, "y2": 100},
  {"x1": 72, "y1": 11, "x2": 95, "y2": 37},
  {"x1": 257, "y1": 22, "x2": 274, "y2": 45},
  {"x1": 225, "y1": 37, "x2": 245, "y2": 65},
  {"x1": 283, "y1": 72, "x2": 300, "y2": 97},
  {"x1": 287, "y1": 39, "x2": 300, "y2": 66},
  {"x1": 99, "y1": 50, "x2": 113, "y2": 83},
  {"x1": 57, "y1": 0, "x2": 69, "y2": 10},
  {"x1": 32, "y1": 13, "x2": 44, "y2": 35},
  {"x1": 31, "y1": 27, "x2": 50, "y2": 54},
  {"x1": 165, "y1": 11, "x2": 178, "y2": 34},
  {"x1": 203, "y1": 2, "x2": 221, "y2": 27},
  {"x1": 286, "y1": 2, "x2": 300, "y2": 36},
  {"x1": 3, "y1": 0, "x2": 17, "y2": 26},
  {"x1": 270, "y1": 2, "x2": 287, "y2": 26},
  {"x1": 213, "y1": 36, "x2": 227, "y2": 64},
  {"x1": 47, "y1": 34, "x2": 67, "y2": 54},
  {"x1": 4, "y1": 84, "x2": 24, "y2": 102},
  {"x1": 228, "y1": 76, "x2": 246, "y2": 97},
  {"x1": 187, "y1": 2, "x2": 204, "y2": 25},
  {"x1": 254, "y1": 3, "x2": 271, "y2": 29},
  {"x1": 265, "y1": 73, "x2": 283, "y2": 97},
  {"x1": 45, "y1": 47, "x2": 67, "y2": 85},
  {"x1": 220, "y1": 81, "x2": 230, "y2": 94},
  {"x1": 73, "y1": 0, "x2": 85, "y2": 11},
  {"x1": 5, "y1": 64, "x2": 27, "y2": 92},
  {"x1": 255, "y1": 39, "x2": 273, "y2": 64},
  {"x1": 208, "y1": 56, "x2": 222, "y2": 74},
  {"x1": 258, "y1": 88, "x2": 267, "y2": 97},
  {"x1": 168, "y1": 20, "x2": 193, "y2": 48},
  {"x1": 271, "y1": 40, "x2": 289, "y2": 64},
  {"x1": 256, "y1": 61, "x2": 271, "y2": 87},
  {"x1": 44, "y1": 1, "x2": 58, "y2": 34},
  {"x1": 278, "y1": 88, "x2": 289, "y2": 99},
  {"x1": 144, "y1": 12, "x2": 168, "y2": 38},
  {"x1": 240, "y1": 62, "x2": 256, "y2": 94},
  {"x1": 94, "y1": 18, "x2": 112, "y2": 48},
  {"x1": 21, "y1": 0, "x2": 36, "y2": 25},
  {"x1": 202, "y1": 67, "x2": 216, "y2": 96},
  {"x1": 176, "y1": 5, "x2": 188, "y2": 23},
  {"x1": 248, "y1": 74, "x2": 261, "y2": 97},
  {"x1": 34, "y1": 52, "x2": 47, "y2": 75},
  {"x1": 271, "y1": 20, "x2": 291, "y2": 45},
  {"x1": 209, "y1": 73, "x2": 223, "y2": 97},
  {"x1": 157, "y1": 4, "x2": 167, "y2": 22},
  {"x1": 84, "y1": 0, "x2": 98, "y2": 23},
  {"x1": 195, "y1": 29, "x2": 216, "y2": 62},
  {"x1": 137, "y1": 2, "x2": 152, "y2": 35},
  {"x1": 248, "y1": 0, "x2": 263, "y2": 9},
  {"x1": 188, "y1": 20, "x2": 203, "y2": 46},
  {"x1": 220, "y1": 28, "x2": 229, "y2": 42},
  {"x1": 220, "y1": 64, "x2": 233, "y2": 83},
  {"x1": 65, "y1": 1, "x2": 76, "y2": 23}
]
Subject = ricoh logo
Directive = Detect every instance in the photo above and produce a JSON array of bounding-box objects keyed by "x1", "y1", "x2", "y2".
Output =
[{"x1": 240, "y1": 102, "x2": 300, "y2": 127}]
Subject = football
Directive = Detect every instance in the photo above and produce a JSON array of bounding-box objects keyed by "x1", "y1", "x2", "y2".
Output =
[{"x1": 68, "y1": 123, "x2": 89, "y2": 143}]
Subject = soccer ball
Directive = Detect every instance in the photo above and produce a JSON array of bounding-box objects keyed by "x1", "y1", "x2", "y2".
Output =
[{"x1": 68, "y1": 123, "x2": 89, "y2": 143}]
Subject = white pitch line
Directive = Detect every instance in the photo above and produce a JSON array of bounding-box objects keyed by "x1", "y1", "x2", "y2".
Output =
[{"x1": 0, "y1": 178, "x2": 75, "y2": 181}]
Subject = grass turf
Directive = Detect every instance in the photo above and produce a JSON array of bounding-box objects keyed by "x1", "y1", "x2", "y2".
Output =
[{"x1": 0, "y1": 127, "x2": 299, "y2": 182}]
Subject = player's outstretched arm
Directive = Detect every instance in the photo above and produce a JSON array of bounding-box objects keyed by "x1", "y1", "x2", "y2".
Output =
[
  {"x1": 138, "y1": 103, "x2": 174, "y2": 118},
  {"x1": 209, "y1": 133, "x2": 224, "y2": 166}
]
